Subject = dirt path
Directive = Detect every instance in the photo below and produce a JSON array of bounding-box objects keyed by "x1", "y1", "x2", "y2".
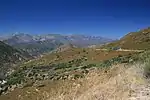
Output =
[
  {"x1": 117, "y1": 49, "x2": 144, "y2": 52},
  {"x1": 96, "y1": 48, "x2": 144, "y2": 52}
]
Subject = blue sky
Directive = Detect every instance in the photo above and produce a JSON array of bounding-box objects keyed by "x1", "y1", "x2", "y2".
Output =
[{"x1": 0, "y1": 0, "x2": 150, "y2": 39}]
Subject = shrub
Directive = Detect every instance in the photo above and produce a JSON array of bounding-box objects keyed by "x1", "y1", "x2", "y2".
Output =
[
  {"x1": 56, "y1": 55, "x2": 60, "y2": 58},
  {"x1": 74, "y1": 74, "x2": 84, "y2": 79},
  {"x1": 6, "y1": 69, "x2": 26, "y2": 85},
  {"x1": 139, "y1": 51, "x2": 150, "y2": 62},
  {"x1": 7, "y1": 75, "x2": 24, "y2": 85},
  {"x1": 144, "y1": 58, "x2": 150, "y2": 78},
  {"x1": 106, "y1": 47, "x2": 113, "y2": 52},
  {"x1": 54, "y1": 63, "x2": 69, "y2": 70},
  {"x1": 118, "y1": 54, "x2": 123, "y2": 57},
  {"x1": 81, "y1": 64, "x2": 96, "y2": 69},
  {"x1": 82, "y1": 49, "x2": 86, "y2": 52}
]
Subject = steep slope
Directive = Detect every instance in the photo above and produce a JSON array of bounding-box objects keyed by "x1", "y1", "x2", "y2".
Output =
[
  {"x1": 11, "y1": 40, "x2": 63, "y2": 56},
  {"x1": 0, "y1": 41, "x2": 29, "y2": 65},
  {"x1": 0, "y1": 41, "x2": 31, "y2": 79},
  {"x1": 102, "y1": 27, "x2": 150, "y2": 50}
]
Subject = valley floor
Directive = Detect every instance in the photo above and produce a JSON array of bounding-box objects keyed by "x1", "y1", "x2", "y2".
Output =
[{"x1": 1, "y1": 63, "x2": 150, "y2": 100}]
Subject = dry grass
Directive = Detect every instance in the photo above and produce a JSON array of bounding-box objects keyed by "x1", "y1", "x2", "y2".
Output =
[
  {"x1": 23, "y1": 47, "x2": 134, "y2": 67},
  {"x1": 101, "y1": 27, "x2": 150, "y2": 50},
  {"x1": 47, "y1": 63, "x2": 145, "y2": 100},
  {"x1": 0, "y1": 63, "x2": 146, "y2": 100}
]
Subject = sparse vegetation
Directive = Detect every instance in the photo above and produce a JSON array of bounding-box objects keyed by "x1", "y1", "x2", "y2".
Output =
[
  {"x1": 102, "y1": 27, "x2": 150, "y2": 50},
  {"x1": 82, "y1": 49, "x2": 86, "y2": 52},
  {"x1": 1, "y1": 52, "x2": 139, "y2": 92},
  {"x1": 144, "y1": 59, "x2": 150, "y2": 77},
  {"x1": 1, "y1": 27, "x2": 150, "y2": 99},
  {"x1": 140, "y1": 51, "x2": 150, "y2": 77}
]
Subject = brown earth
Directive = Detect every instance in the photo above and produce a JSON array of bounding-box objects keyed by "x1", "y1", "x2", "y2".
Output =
[
  {"x1": 24, "y1": 47, "x2": 136, "y2": 67},
  {"x1": 101, "y1": 27, "x2": 150, "y2": 50},
  {"x1": 1, "y1": 63, "x2": 149, "y2": 100},
  {"x1": 0, "y1": 46, "x2": 142, "y2": 100}
]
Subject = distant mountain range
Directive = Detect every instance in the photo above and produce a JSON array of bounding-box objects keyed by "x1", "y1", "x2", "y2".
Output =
[{"x1": 1, "y1": 33, "x2": 114, "y2": 56}]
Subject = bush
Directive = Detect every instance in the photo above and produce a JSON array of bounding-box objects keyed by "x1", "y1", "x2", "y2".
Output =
[
  {"x1": 82, "y1": 49, "x2": 86, "y2": 52},
  {"x1": 54, "y1": 63, "x2": 69, "y2": 70},
  {"x1": 81, "y1": 64, "x2": 96, "y2": 69},
  {"x1": 144, "y1": 58, "x2": 150, "y2": 78},
  {"x1": 6, "y1": 69, "x2": 25, "y2": 85},
  {"x1": 106, "y1": 47, "x2": 113, "y2": 52},
  {"x1": 139, "y1": 51, "x2": 150, "y2": 62},
  {"x1": 74, "y1": 74, "x2": 84, "y2": 79},
  {"x1": 7, "y1": 75, "x2": 24, "y2": 85},
  {"x1": 56, "y1": 55, "x2": 60, "y2": 58}
]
